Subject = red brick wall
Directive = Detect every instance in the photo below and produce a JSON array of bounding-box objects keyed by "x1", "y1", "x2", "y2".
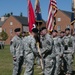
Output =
[
  {"x1": 54, "y1": 10, "x2": 71, "y2": 31},
  {"x1": 2, "y1": 16, "x2": 22, "y2": 45}
]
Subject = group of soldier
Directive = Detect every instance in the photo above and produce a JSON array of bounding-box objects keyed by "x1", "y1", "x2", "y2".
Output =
[
  {"x1": 10, "y1": 27, "x2": 75, "y2": 75},
  {"x1": 0, "y1": 40, "x2": 5, "y2": 49}
]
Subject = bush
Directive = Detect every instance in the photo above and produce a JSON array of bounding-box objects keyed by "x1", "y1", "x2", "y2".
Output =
[{"x1": 0, "y1": 30, "x2": 8, "y2": 41}]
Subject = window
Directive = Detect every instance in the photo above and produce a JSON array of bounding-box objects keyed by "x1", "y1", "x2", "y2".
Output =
[
  {"x1": 4, "y1": 29, "x2": 6, "y2": 32},
  {"x1": 10, "y1": 29, "x2": 13, "y2": 33},
  {"x1": 57, "y1": 25, "x2": 61, "y2": 31},
  {"x1": 10, "y1": 22, "x2": 13, "y2": 25},
  {"x1": 57, "y1": 18, "x2": 61, "y2": 22},
  {"x1": 66, "y1": 25, "x2": 70, "y2": 29}
]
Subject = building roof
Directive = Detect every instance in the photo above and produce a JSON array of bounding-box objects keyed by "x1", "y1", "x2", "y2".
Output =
[
  {"x1": 13, "y1": 16, "x2": 46, "y2": 26},
  {"x1": 60, "y1": 10, "x2": 72, "y2": 18},
  {"x1": 60, "y1": 10, "x2": 75, "y2": 24},
  {"x1": 14, "y1": 16, "x2": 28, "y2": 26},
  {"x1": 0, "y1": 20, "x2": 6, "y2": 27}
]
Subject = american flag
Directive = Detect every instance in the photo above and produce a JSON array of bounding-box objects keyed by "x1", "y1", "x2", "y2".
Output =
[{"x1": 46, "y1": 0, "x2": 57, "y2": 31}]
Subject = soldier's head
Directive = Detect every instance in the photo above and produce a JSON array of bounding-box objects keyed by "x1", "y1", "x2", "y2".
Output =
[
  {"x1": 39, "y1": 27, "x2": 47, "y2": 36},
  {"x1": 22, "y1": 31, "x2": 26, "y2": 37},
  {"x1": 65, "y1": 28, "x2": 70, "y2": 36},
  {"x1": 31, "y1": 28, "x2": 38, "y2": 37},
  {"x1": 60, "y1": 31, "x2": 65, "y2": 38},
  {"x1": 14, "y1": 28, "x2": 21, "y2": 36},
  {"x1": 52, "y1": 30, "x2": 58, "y2": 37}
]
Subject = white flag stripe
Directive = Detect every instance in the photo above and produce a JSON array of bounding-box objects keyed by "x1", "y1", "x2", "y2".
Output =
[{"x1": 46, "y1": 0, "x2": 57, "y2": 31}]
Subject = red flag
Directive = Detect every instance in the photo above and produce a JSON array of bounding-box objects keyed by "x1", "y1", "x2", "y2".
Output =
[
  {"x1": 28, "y1": 0, "x2": 35, "y2": 32},
  {"x1": 46, "y1": 0, "x2": 57, "y2": 31}
]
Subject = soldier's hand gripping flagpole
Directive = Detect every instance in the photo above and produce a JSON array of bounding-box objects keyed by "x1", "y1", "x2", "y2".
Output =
[{"x1": 35, "y1": 0, "x2": 44, "y2": 73}]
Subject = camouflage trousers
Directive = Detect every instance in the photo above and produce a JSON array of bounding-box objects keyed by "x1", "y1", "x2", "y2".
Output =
[
  {"x1": 12, "y1": 56, "x2": 24, "y2": 75},
  {"x1": 54, "y1": 55, "x2": 61, "y2": 75},
  {"x1": 24, "y1": 53, "x2": 35, "y2": 75},
  {"x1": 44, "y1": 56, "x2": 54, "y2": 75},
  {"x1": 63, "y1": 54, "x2": 73, "y2": 74}
]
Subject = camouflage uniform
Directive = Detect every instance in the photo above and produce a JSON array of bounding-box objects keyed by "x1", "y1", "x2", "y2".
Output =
[
  {"x1": 23, "y1": 35, "x2": 38, "y2": 75},
  {"x1": 72, "y1": 35, "x2": 75, "y2": 53},
  {"x1": 22, "y1": 36, "x2": 26, "y2": 65},
  {"x1": 53, "y1": 36, "x2": 64, "y2": 75},
  {"x1": 10, "y1": 35, "x2": 24, "y2": 75},
  {"x1": 40, "y1": 34, "x2": 55, "y2": 75},
  {"x1": 62, "y1": 35, "x2": 74, "y2": 74}
]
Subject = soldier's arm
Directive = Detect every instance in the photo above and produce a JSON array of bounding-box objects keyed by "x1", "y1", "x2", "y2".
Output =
[
  {"x1": 59, "y1": 38, "x2": 64, "y2": 56},
  {"x1": 72, "y1": 37, "x2": 74, "y2": 54},
  {"x1": 31, "y1": 38, "x2": 38, "y2": 55},
  {"x1": 20, "y1": 40, "x2": 24, "y2": 56},
  {"x1": 41, "y1": 37, "x2": 53, "y2": 54},
  {"x1": 10, "y1": 39, "x2": 16, "y2": 58}
]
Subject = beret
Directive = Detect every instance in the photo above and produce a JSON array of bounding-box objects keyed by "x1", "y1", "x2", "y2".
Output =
[
  {"x1": 22, "y1": 31, "x2": 26, "y2": 34},
  {"x1": 65, "y1": 28, "x2": 70, "y2": 31},
  {"x1": 39, "y1": 27, "x2": 46, "y2": 32},
  {"x1": 14, "y1": 28, "x2": 21, "y2": 32},
  {"x1": 32, "y1": 28, "x2": 38, "y2": 33},
  {"x1": 60, "y1": 31, "x2": 65, "y2": 33},
  {"x1": 52, "y1": 30, "x2": 58, "y2": 33}
]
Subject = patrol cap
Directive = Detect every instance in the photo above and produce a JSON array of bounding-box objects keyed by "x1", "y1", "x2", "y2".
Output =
[
  {"x1": 14, "y1": 28, "x2": 21, "y2": 32},
  {"x1": 32, "y1": 28, "x2": 38, "y2": 33},
  {"x1": 22, "y1": 31, "x2": 26, "y2": 34},
  {"x1": 65, "y1": 28, "x2": 70, "y2": 31},
  {"x1": 39, "y1": 27, "x2": 46, "y2": 32},
  {"x1": 60, "y1": 31, "x2": 65, "y2": 33},
  {"x1": 52, "y1": 30, "x2": 58, "y2": 33}
]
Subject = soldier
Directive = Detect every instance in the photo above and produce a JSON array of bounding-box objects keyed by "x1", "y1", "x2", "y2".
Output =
[
  {"x1": 23, "y1": 28, "x2": 40, "y2": 75},
  {"x1": 21, "y1": 31, "x2": 26, "y2": 66},
  {"x1": 59, "y1": 31, "x2": 65, "y2": 73},
  {"x1": 10, "y1": 28, "x2": 24, "y2": 75},
  {"x1": 62, "y1": 28, "x2": 74, "y2": 75},
  {"x1": 60, "y1": 31, "x2": 65, "y2": 39},
  {"x1": 72, "y1": 32, "x2": 75, "y2": 52},
  {"x1": 2, "y1": 40, "x2": 5, "y2": 49},
  {"x1": 21, "y1": 31, "x2": 26, "y2": 40},
  {"x1": 52, "y1": 30, "x2": 64, "y2": 75},
  {"x1": 39, "y1": 27, "x2": 55, "y2": 75}
]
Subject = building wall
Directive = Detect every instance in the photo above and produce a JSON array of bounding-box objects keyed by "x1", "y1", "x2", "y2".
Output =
[
  {"x1": 23, "y1": 26, "x2": 29, "y2": 32},
  {"x1": 2, "y1": 16, "x2": 22, "y2": 45},
  {"x1": 54, "y1": 10, "x2": 71, "y2": 32}
]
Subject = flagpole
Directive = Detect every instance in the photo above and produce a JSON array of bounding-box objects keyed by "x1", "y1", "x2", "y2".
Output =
[
  {"x1": 36, "y1": 20, "x2": 44, "y2": 71},
  {"x1": 35, "y1": 0, "x2": 44, "y2": 72}
]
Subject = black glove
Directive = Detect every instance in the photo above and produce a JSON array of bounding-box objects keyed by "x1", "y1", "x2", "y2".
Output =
[
  {"x1": 13, "y1": 57, "x2": 16, "y2": 61},
  {"x1": 65, "y1": 45, "x2": 68, "y2": 50}
]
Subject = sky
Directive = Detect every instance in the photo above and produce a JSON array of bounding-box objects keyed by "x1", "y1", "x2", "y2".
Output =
[{"x1": 0, "y1": 0, "x2": 72, "y2": 20}]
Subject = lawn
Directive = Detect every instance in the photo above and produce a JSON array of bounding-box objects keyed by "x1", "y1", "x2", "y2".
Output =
[
  {"x1": 0, "y1": 45, "x2": 75, "y2": 75},
  {"x1": 0, "y1": 45, "x2": 42, "y2": 75}
]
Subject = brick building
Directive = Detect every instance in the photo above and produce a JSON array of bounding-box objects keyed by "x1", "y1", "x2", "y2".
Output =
[
  {"x1": 0, "y1": 10, "x2": 74, "y2": 45},
  {"x1": 1, "y1": 16, "x2": 46, "y2": 45},
  {"x1": 54, "y1": 10, "x2": 72, "y2": 32}
]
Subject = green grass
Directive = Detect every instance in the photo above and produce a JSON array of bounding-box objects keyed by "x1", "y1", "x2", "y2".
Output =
[
  {"x1": 0, "y1": 45, "x2": 75, "y2": 75},
  {"x1": 0, "y1": 45, "x2": 42, "y2": 75}
]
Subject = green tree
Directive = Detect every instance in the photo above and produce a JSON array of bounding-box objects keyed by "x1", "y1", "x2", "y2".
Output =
[{"x1": 0, "y1": 30, "x2": 8, "y2": 41}]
